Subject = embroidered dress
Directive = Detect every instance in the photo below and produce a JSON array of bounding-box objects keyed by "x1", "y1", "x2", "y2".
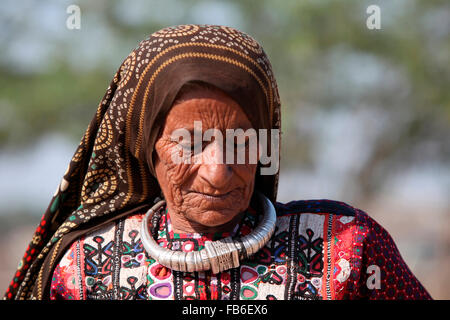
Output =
[
  {"x1": 5, "y1": 25, "x2": 431, "y2": 301},
  {"x1": 50, "y1": 200, "x2": 431, "y2": 300}
]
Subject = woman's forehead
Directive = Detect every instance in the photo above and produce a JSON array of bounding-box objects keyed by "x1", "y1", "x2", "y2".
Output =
[{"x1": 164, "y1": 92, "x2": 253, "y2": 131}]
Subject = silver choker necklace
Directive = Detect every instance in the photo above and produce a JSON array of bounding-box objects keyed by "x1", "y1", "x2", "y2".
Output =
[{"x1": 140, "y1": 192, "x2": 277, "y2": 274}]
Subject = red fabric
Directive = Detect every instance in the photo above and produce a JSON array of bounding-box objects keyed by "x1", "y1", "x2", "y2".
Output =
[
  {"x1": 346, "y1": 210, "x2": 431, "y2": 299},
  {"x1": 49, "y1": 207, "x2": 431, "y2": 300}
]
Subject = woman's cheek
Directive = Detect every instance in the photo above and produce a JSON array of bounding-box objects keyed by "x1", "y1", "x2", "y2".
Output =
[
  {"x1": 155, "y1": 142, "x2": 184, "y2": 204},
  {"x1": 162, "y1": 164, "x2": 187, "y2": 201},
  {"x1": 158, "y1": 142, "x2": 191, "y2": 183},
  {"x1": 242, "y1": 164, "x2": 257, "y2": 203},
  {"x1": 236, "y1": 163, "x2": 257, "y2": 186}
]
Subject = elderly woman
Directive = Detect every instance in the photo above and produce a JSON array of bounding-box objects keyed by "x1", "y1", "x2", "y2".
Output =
[{"x1": 6, "y1": 25, "x2": 430, "y2": 300}]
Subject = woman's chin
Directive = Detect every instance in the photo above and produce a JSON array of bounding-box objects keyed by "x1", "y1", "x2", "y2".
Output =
[{"x1": 187, "y1": 209, "x2": 240, "y2": 230}]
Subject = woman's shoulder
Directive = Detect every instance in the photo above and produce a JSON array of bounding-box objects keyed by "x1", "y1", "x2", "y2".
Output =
[
  {"x1": 273, "y1": 198, "x2": 382, "y2": 233},
  {"x1": 274, "y1": 199, "x2": 358, "y2": 217}
]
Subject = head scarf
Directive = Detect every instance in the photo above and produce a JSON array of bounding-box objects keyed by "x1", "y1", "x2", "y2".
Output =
[{"x1": 5, "y1": 24, "x2": 281, "y2": 300}]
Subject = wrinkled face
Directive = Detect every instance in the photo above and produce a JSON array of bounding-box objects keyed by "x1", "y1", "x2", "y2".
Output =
[{"x1": 153, "y1": 87, "x2": 258, "y2": 233}]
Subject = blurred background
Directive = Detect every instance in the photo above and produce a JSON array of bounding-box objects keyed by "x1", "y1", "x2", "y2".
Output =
[{"x1": 0, "y1": 0, "x2": 449, "y2": 298}]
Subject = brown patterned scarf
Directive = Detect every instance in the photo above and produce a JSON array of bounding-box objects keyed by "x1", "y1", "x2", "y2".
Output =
[{"x1": 5, "y1": 24, "x2": 281, "y2": 300}]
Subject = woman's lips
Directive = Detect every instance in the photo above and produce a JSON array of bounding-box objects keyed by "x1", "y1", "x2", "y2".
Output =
[{"x1": 187, "y1": 190, "x2": 234, "y2": 202}]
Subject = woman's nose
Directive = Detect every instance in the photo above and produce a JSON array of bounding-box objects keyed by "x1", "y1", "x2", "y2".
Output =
[
  {"x1": 198, "y1": 163, "x2": 233, "y2": 189},
  {"x1": 197, "y1": 141, "x2": 233, "y2": 189}
]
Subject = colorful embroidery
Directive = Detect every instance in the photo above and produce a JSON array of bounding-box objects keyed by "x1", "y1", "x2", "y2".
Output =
[{"x1": 50, "y1": 200, "x2": 431, "y2": 300}]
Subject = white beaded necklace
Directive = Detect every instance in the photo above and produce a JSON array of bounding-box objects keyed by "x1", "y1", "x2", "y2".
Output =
[{"x1": 140, "y1": 192, "x2": 277, "y2": 274}]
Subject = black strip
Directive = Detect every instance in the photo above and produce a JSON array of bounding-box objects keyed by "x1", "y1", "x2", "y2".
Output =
[
  {"x1": 194, "y1": 272, "x2": 200, "y2": 300},
  {"x1": 325, "y1": 214, "x2": 333, "y2": 300},
  {"x1": 112, "y1": 219, "x2": 124, "y2": 299},
  {"x1": 216, "y1": 272, "x2": 222, "y2": 300},
  {"x1": 75, "y1": 240, "x2": 84, "y2": 300},
  {"x1": 230, "y1": 267, "x2": 240, "y2": 300},
  {"x1": 275, "y1": 199, "x2": 357, "y2": 217},
  {"x1": 173, "y1": 271, "x2": 183, "y2": 300},
  {"x1": 284, "y1": 214, "x2": 299, "y2": 300}
]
